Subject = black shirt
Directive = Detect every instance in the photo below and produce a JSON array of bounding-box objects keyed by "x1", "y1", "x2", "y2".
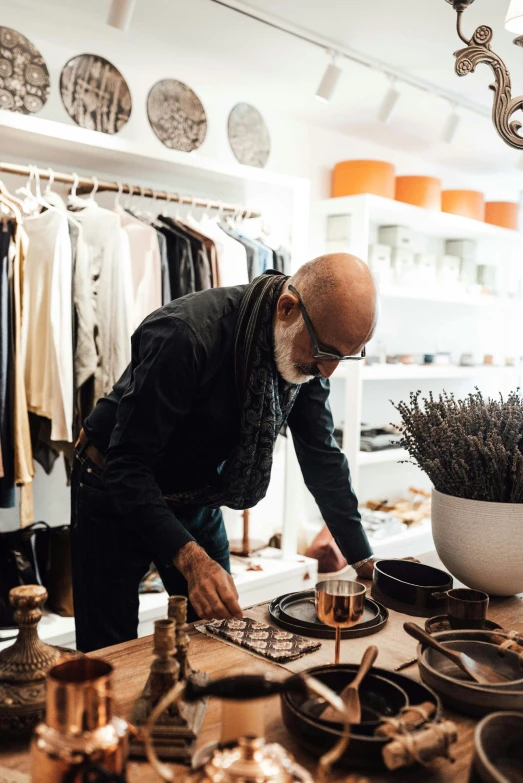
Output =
[{"x1": 84, "y1": 285, "x2": 372, "y2": 567}]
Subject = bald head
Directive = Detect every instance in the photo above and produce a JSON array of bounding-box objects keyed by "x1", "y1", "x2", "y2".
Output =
[{"x1": 273, "y1": 253, "x2": 378, "y2": 384}]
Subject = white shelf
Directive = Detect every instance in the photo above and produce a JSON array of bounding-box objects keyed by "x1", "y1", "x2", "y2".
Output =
[
  {"x1": 315, "y1": 193, "x2": 523, "y2": 244},
  {"x1": 358, "y1": 448, "x2": 409, "y2": 465},
  {"x1": 334, "y1": 364, "x2": 522, "y2": 382},
  {"x1": 379, "y1": 285, "x2": 512, "y2": 307},
  {"x1": 0, "y1": 110, "x2": 306, "y2": 193}
]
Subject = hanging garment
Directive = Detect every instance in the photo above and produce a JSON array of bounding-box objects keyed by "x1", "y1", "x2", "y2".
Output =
[
  {"x1": 185, "y1": 215, "x2": 222, "y2": 287},
  {"x1": 0, "y1": 221, "x2": 14, "y2": 507},
  {"x1": 73, "y1": 204, "x2": 131, "y2": 399},
  {"x1": 155, "y1": 219, "x2": 195, "y2": 300},
  {"x1": 275, "y1": 246, "x2": 292, "y2": 276},
  {"x1": 199, "y1": 216, "x2": 249, "y2": 287},
  {"x1": 12, "y1": 222, "x2": 35, "y2": 524},
  {"x1": 155, "y1": 229, "x2": 172, "y2": 304},
  {"x1": 159, "y1": 215, "x2": 212, "y2": 291},
  {"x1": 22, "y1": 210, "x2": 74, "y2": 443},
  {"x1": 219, "y1": 222, "x2": 260, "y2": 281},
  {"x1": 116, "y1": 205, "x2": 162, "y2": 330}
]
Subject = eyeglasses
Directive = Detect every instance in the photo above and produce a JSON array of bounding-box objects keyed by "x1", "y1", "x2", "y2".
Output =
[{"x1": 288, "y1": 284, "x2": 366, "y2": 362}]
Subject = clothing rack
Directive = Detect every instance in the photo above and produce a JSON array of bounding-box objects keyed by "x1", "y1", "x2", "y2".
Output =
[{"x1": 0, "y1": 161, "x2": 260, "y2": 218}]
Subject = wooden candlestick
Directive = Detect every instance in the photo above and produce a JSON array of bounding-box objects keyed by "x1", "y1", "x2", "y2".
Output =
[{"x1": 228, "y1": 510, "x2": 267, "y2": 557}]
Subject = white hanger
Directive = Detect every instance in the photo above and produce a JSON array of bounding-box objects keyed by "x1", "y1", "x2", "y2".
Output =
[
  {"x1": 89, "y1": 176, "x2": 99, "y2": 201},
  {"x1": 114, "y1": 181, "x2": 124, "y2": 208}
]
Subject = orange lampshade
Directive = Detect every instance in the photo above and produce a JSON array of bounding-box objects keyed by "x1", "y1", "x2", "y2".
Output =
[
  {"x1": 441, "y1": 190, "x2": 485, "y2": 221},
  {"x1": 331, "y1": 160, "x2": 395, "y2": 199},
  {"x1": 395, "y1": 176, "x2": 441, "y2": 211},
  {"x1": 485, "y1": 201, "x2": 519, "y2": 231}
]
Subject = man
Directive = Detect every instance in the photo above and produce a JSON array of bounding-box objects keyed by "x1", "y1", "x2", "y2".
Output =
[{"x1": 71, "y1": 253, "x2": 380, "y2": 653}]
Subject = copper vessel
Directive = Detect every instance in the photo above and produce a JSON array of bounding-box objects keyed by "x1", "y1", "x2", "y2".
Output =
[
  {"x1": 31, "y1": 657, "x2": 129, "y2": 782},
  {"x1": 315, "y1": 580, "x2": 366, "y2": 664}
]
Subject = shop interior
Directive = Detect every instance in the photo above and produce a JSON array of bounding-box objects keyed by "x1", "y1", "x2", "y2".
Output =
[{"x1": 1, "y1": 1, "x2": 523, "y2": 781}]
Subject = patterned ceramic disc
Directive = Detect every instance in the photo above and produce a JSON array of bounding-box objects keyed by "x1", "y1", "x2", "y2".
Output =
[
  {"x1": 59, "y1": 53, "x2": 132, "y2": 134},
  {"x1": 147, "y1": 79, "x2": 207, "y2": 152},
  {"x1": 228, "y1": 103, "x2": 270, "y2": 168},
  {"x1": 0, "y1": 26, "x2": 50, "y2": 114}
]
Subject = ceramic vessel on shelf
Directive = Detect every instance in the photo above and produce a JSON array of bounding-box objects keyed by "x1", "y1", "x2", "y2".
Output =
[
  {"x1": 432, "y1": 489, "x2": 523, "y2": 596},
  {"x1": 469, "y1": 711, "x2": 523, "y2": 782}
]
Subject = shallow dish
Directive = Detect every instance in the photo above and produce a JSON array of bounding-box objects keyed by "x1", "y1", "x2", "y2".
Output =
[
  {"x1": 469, "y1": 711, "x2": 523, "y2": 783},
  {"x1": 425, "y1": 616, "x2": 503, "y2": 635},
  {"x1": 422, "y1": 640, "x2": 523, "y2": 689},
  {"x1": 372, "y1": 559, "x2": 452, "y2": 617},
  {"x1": 269, "y1": 592, "x2": 388, "y2": 639},
  {"x1": 281, "y1": 664, "x2": 441, "y2": 770},
  {"x1": 417, "y1": 638, "x2": 523, "y2": 717}
]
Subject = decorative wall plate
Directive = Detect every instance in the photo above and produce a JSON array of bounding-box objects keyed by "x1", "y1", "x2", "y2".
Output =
[
  {"x1": 228, "y1": 103, "x2": 270, "y2": 168},
  {"x1": 147, "y1": 79, "x2": 207, "y2": 152},
  {"x1": 59, "y1": 53, "x2": 132, "y2": 134},
  {"x1": 0, "y1": 26, "x2": 50, "y2": 114}
]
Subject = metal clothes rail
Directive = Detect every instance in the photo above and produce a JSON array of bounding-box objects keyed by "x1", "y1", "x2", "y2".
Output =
[{"x1": 0, "y1": 161, "x2": 260, "y2": 218}]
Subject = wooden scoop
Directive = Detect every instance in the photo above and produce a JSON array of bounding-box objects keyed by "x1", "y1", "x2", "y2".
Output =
[
  {"x1": 321, "y1": 645, "x2": 379, "y2": 723},
  {"x1": 404, "y1": 622, "x2": 511, "y2": 686}
]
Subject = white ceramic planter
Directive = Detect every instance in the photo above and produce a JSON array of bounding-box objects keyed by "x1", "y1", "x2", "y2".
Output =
[{"x1": 432, "y1": 488, "x2": 523, "y2": 596}]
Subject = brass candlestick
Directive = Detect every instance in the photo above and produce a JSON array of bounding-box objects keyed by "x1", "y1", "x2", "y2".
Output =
[
  {"x1": 229, "y1": 510, "x2": 267, "y2": 557},
  {"x1": 315, "y1": 580, "x2": 366, "y2": 665},
  {"x1": 168, "y1": 596, "x2": 191, "y2": 680},
  {"x1": 0, "y1": 585, "x2": 76, "y2": 736},
  {"x1": 130, "y1": 616, "x2": 208, "y2": 763}
]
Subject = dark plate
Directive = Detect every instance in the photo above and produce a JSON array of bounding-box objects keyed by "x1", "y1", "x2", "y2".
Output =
[
  {"x1": 269, "y1": 594, "x2": 388, "y2": 639},
  {"x1": 425, "y1": 615, "x2": 503, "y2": 635},
  {"x1": 279, "y1": 589, "x2": 379, "y2": 630},
  {"x1": 281, "y1": 664, "x2": 442, "y2": 770}
]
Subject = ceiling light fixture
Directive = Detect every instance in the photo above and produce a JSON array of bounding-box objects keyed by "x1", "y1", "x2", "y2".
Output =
[
  {"x1": 445, "y1": 0, "x2": 523, "y2": 149},
  {"x1": 316, "y1": 51, "x2": 342, "y2": 103},
  {"x1": 505, "y1": 0, "x2": 523, "y2": 34},
  {"x1": 378, "y1": 79, "x2": 400, "y2": 124},
  {"x1": 107, "y1": 0, "x2": 137, "y2": 31},
  {"x1": 441, "y1": 104, "x2": 460, "y2": 143}
]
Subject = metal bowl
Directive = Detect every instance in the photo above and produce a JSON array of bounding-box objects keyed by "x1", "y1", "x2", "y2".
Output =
[
  {"x1": 469, "y1": 711, "x2": 523, "y2": 782},
  {"x1": 417, "y1": 637, "x2": 523, "y2": 717}
]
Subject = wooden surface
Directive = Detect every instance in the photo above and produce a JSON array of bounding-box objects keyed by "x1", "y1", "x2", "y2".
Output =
[{"x1": 1, "y1": 551, "x2": 523, "y2": 782}]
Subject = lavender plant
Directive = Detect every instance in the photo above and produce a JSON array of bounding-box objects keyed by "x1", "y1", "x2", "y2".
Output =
[{"x1": 392, "y1": 389, "x2": 523, "y2": 503}]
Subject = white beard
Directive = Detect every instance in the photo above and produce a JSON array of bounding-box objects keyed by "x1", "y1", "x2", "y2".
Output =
[{"x1": 273, "y1": 318, "x2": 315, "y2": 384}]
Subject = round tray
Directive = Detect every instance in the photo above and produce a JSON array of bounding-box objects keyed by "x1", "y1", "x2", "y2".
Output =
[
  {"x1": 269, "y1": 591, "x2": 388, "y2": 639},
  {"x1": 281, "y1": 664, "x2": 442, "y2": 770}
]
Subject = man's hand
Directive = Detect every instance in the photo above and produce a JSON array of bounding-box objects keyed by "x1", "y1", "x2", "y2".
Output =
[
  {"x1": 354, "y1": 555, "x2": 420, "y2": 580},
  {"x1": 174, "y1": 541, "x2": 242, "y2": 620}
]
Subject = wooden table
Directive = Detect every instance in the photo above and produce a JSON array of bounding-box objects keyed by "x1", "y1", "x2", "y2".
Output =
[{"x1": 2, "y1": 551, "x2": 523, "y2": 782}]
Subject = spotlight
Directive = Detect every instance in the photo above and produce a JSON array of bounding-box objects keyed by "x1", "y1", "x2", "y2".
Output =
[
  {"x1": 316, "y1": 51, "x2": 342, "y2": 103},
  {"x1": 441, "y1": 106, "x2": 460, "y2": 143},
  {"x1": 378, "y1": 80, "x2": 400, "y2": 124},
  {"x1": 505, "y1": 0, "x2": 523, "y2": 34},
  {"x1": 107, "y1": 0, "x2": 137, "y2": 31}
]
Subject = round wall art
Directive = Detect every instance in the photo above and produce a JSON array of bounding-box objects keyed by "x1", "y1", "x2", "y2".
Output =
[
  {"x1": 0, "y1": 26, "x2": 50, "y2": 115},
  {"x1": 147, "y1": 79, "x2": 207, "y2": 152},
  {"x1": 60, "y1": 53, "x2": 132, "y2": 134},
  {"x1": 228, "y1": 103, "x2": 270, "y2": 168}
]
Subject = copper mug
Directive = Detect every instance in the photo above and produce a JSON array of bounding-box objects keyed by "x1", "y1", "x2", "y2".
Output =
[
  {"x1": 31, "y1": 657, "x2": 129, "y2": 782},
  {"x1": 315, "y1": 580, "x2": 366, "y2": 664}
]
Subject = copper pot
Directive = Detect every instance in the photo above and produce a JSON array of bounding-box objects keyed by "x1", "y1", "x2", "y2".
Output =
[{"x1": 31, "y1": 657, "x2": 129, "y2": 782}]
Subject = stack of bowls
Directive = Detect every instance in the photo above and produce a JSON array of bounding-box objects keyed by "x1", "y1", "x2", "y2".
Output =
[{"x1": 416, "y1": 629, "x2": 523, "y2": 717}]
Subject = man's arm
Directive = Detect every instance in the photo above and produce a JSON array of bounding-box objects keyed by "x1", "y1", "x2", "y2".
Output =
[
  {"x1": 287, "y1": 377, "x2": 373, "y2": 567},
  {"x1": 103, "y1": 314, "x2": 241, "y2": 620}
]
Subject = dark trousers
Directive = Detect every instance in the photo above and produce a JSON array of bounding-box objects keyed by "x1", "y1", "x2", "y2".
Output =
[{"x1": 70, "y1": 447, "x2": 230, "y2": 653}]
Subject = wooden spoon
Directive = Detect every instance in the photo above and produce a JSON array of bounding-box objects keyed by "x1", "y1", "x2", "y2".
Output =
[
  {"x1": 321, "y1": 645, "x2": 379, "y2": 723},
  {"x1": 404, "y1": 622, "x2": 511, "y2": 685}
]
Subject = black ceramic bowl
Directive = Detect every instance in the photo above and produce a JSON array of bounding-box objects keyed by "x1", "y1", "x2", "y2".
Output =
[
  {"x1": 281, "y1": 664, "x2": 442, "y2": 770},
  {"x1": 372, "y1": 559, "x2": 453, "y2": 617},
  {"x1": 469, "y1": 711, "x2": 523, "y2": 782},
  {"x1": 286, "y1": 666, "x2": 408, "y2": 736}
]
